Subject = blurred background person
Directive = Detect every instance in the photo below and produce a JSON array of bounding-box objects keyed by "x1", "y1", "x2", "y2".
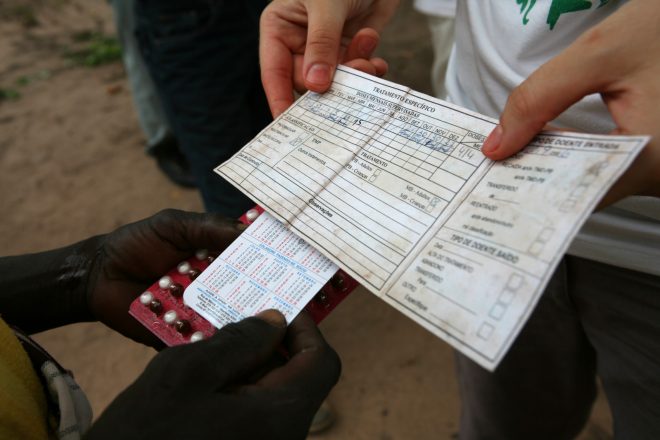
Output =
[
  {"x1": 110, "y1": 0, "x2": 195, "y2": 188},
  {"x1": 134, "y1": 0, "x2": 272, "y2": 217}
]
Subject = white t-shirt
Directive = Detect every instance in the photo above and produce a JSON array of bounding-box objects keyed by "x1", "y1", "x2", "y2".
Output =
[
  {"x1": 414, "y1": 0, "x2": 456, "y2": 18},
  {"x1": 445, "y1": 0, "x2": 660, "y2": 276}
]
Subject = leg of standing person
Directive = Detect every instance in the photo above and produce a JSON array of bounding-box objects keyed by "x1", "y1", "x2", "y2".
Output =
[
  {"x1": 135, "y1": 0, "x2": 272, "y2": 217},
  {"x1": 110, "y1": 0, "x2": 195, "y2": 188},
  {"x1": 456, "y1": 255, "x2": 660, "y2": 439},
  {"x1": 110, "y1": 0, "x2": 169, "y2": 153},
  {"x1": 455, "y1": 258, "x2": 598, "y2": 440},
  {"x1": 570, "y1": 257, "x2": 660, "y2": 440}
]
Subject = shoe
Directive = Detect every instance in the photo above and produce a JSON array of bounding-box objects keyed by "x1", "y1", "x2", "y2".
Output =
[
  {"x1": 153, "y1": 143, "x2": 197, "y2": 188},
  {"x1": 308, "y1": 400, "x2": 335, "y2": 435}
]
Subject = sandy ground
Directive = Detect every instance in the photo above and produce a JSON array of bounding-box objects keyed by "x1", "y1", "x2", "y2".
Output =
[{"x1": 1, "y1": 1, "x2": 613, "y2": 438}]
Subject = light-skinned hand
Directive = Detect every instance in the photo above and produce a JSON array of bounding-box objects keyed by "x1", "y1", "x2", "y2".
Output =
[
  {"x1": 260, "y1": 0, "x2": 400, "y2": 117},
  {"x1": 482, "y1": 1, "x2": 660, "y2": 208}
]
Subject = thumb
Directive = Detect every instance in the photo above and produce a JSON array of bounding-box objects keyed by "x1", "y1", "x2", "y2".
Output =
[
  {"x1": 177, "y1": 310, "x2": 288, "y2": 388},
  {"x1": 303, "y1": 0, "x2": 349, "y2": 92},
  {"x1": 482, "y1": 39, "x2": 605, "y2": 161}
]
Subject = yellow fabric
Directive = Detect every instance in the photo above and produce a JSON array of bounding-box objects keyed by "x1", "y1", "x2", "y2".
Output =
[{"x1": 0, "y1": 318, "x2": 50, "y2": 440}]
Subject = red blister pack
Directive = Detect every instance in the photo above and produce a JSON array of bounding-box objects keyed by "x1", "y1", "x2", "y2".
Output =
[{"x1": 129, "y1": 207, "x2": 358, "y2": 346}]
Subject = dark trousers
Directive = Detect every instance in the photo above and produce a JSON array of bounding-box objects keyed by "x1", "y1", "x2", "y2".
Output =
[
  {"x1": 135, "y1": 0, "x2": 272, "y2": 217},
  {"x1": 457, "y1": 256, "x2": 660, "y2": 440}
]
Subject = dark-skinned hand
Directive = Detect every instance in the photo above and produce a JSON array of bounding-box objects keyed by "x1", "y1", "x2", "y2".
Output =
[
  {"x1": 87, "y1": 209, "x2": 246, "y2": 348},
  {"x1": 1, "y1": 210, "x2": 243, "y2": 340},
  {"x1": 86, "y1": 310, "x2": 341, "y2": 440}
]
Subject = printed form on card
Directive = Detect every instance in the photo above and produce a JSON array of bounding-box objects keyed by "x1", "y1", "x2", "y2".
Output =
[{"x1": 214, "y1": 65, "x2": 648, "y2": 370}]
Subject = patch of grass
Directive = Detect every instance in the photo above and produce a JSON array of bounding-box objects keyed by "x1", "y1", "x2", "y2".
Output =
[
  {"x1": 15, "y1": 69, "x2": 51, "y2": 87},
  {"x1": 15, "y1": 76, "x2": 31, "y2": 87},
  {"x1": 71, "y1": 30, "x2": 95, "y2": 43},
  {"x1": 65, "y1": 32, "x2": 122, "y2": 67},
  {"x1": 0, "y1": 88, "x2": 21, "y2": 102}
]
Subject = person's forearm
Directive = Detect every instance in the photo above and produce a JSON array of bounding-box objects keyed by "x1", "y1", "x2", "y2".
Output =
[{"x1": 0, "y1": 235, "x2": 105, "y2": 333}]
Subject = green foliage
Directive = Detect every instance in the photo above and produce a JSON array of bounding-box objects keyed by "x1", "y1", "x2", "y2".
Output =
[
  {"x1": 65, "y1": 32, "x2": 122, "y2": 67},
  {"x1": 0, "y1": 88, "x2": 21, "y2": 102},
  {"x1": 15, "y1": 70, "x2": 51, "y2": 87}
]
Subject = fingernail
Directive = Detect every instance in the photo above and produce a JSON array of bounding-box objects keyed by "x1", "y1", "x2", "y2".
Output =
[
  {"x1": 358, "y1": 38, "x2": 377, "y2": 57},
  {"x1": 482, "y1": 125, "x2": 503, "y2": 154},
  {"x1": 306, "y1": 63, "x2": 331, "y2": 87},
  {"x1": 255, "y1": 309, "x2": 287, "y2": 328}
]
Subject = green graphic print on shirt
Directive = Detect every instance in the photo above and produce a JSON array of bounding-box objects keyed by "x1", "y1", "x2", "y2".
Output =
[{"x1": 516, "y1": 0, "x2": 612, "y2": 30}]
